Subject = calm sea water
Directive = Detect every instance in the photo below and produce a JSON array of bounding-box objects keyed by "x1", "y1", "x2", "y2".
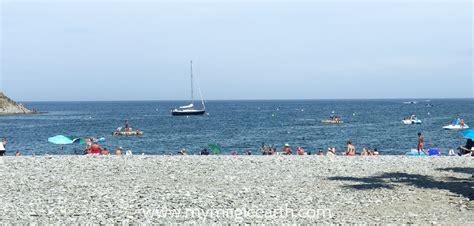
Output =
[{"x1": 0, "y1": 99, "x2": 472, "y2": 155}]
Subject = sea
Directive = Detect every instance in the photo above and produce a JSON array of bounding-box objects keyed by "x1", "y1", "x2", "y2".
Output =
[{"x1": 0, "y1": 99, "x2": 473, "y2": 156}]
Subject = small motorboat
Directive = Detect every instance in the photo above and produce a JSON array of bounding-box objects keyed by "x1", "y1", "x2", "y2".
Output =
[
  {"x1": 443, "y1": 118, "x2": 469, "y2": 130},
  {"x1": 402, "y1": 115, "x2": 422, "y2": 125},
  {"x1": 403, "y1": 101, "x2": 418, "y2": 104}
]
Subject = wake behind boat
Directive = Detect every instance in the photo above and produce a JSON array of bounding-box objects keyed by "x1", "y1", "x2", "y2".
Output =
[{"x1": 172, "y1": 61, "x2": 206, "y2": 116}]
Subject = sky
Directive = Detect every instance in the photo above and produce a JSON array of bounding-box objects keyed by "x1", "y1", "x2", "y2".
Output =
[{"x1": 0, "y1": 0, "x2": 472, "y2": 101}]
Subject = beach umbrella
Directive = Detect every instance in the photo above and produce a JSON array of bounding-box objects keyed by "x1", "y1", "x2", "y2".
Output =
[
  {"x1": 208, "y1": 144, "x2": 221, "y2": 155},
  {"x1": 72, "y1": 137, "x2": 89, "y2": 145},
  {"x1": 462, "y1": 130, "x2": 474, "y2": 139},
  {"x1": 48, "y1": 135, "x2": 73, "y2": 145}
]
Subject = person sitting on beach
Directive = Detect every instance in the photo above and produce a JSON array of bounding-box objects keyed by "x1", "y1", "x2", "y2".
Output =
[
  {"x1": 458, "y1": 139, "x2": 473, "y2": 156},
  {"x1": 282, "y1": 144, "x2": 293, "y2": 155},
  {"x1": 200, "y1": 148, "x2": 210, "y2": 155},
  {"x1": 296, "y1": 147, "x2": 305, "y2": 155},
  {"x1": 345, "y1": 141, "x2": 356, "y2": 156},
  {"x1": 101, "y1": 148, "x2": 110, "y2": 155},
  {"x1": 373, "y1": 148, "x2": 379, "y2": 156},
  {"x1": 318, "y1": 150, "x2": 324, "y2": 156},
  {"x1": 268, "y1": 145, "x2": 275, "y2": 155},
  {"x1": 327, "y1": 148, "x2": 336, "y2": 156},
  {"x1": 261, "y1": 143, "x2": 268, "y2": 155},
  {"x1": 115, "y1": 147, "x2": 123, "y2": 156},
  {"x1": 178, "y1": 149, "x2": 188, "y2": 155},
  {"x1": 15, "y1": 150, "x2": 21, "y2": 156},
  {"x1": 361, "y1": 148, "x2": 368, "y2": 156},
  {"x1": 88, "y1": 142, "x2": 103, "y2": 155},
  {"x1": 246, "y1": 150, "x2": 252, "y2": 155},
  {"x1": 366, "y1": 148, "x2": 372, "y2": 156}
]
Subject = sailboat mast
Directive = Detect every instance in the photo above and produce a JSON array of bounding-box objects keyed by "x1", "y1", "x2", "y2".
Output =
[{"x1": 190, "y1": 60, "x2": 194, "y2": 104}]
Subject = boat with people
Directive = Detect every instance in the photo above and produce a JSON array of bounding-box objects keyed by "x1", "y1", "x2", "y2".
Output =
[
  {"x1": 172, "y1": 61, "x2": 206, "y2": 116},
  {"x1": 443, "y1": 117, "x2": 469, "y2": 130},
  {"x1": 113, "y1": 120, "x2": 144, "y2": 136},
  {"x1": 321, "y1": 114, "x2": 343, "y2": 124},
  {"x1": 402, "y1": 115, "x2": 422, "y2": 125}
]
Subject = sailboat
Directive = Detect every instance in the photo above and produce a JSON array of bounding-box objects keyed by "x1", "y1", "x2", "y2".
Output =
[{"x1": 172, "y1": 61, "x2": 206, "y2": 116}]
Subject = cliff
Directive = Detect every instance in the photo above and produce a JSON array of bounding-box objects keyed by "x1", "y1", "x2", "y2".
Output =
[{"x1": 0, "y1": 92, "x2": 34, "y2": 115}]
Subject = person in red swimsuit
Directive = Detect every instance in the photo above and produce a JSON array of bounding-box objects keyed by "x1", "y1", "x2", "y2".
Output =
[
  {"x1": 418, "y1": 133, "x2": 425, "y2": 155},
  {"x1": 88, "y1": 143, "x2": 103, "y2": 155}
]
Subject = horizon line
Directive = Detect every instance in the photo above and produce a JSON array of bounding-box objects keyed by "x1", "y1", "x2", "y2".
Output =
[{"x1": 20, "y1": 97, "x2": 474, "y2": 102}]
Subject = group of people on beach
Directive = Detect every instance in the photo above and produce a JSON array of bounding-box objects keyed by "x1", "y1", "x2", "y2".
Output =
[
  {"x1": 83, "y1": 142, "x2": 132, "y2": 156},
  {"x1": 256, "y1": 142, "x2": 380, "y2": 156}
]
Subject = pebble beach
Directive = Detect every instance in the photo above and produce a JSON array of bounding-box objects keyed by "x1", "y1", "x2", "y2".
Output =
[{"x1": 0, "y1": 155, "x2": 472, "y2": 224}]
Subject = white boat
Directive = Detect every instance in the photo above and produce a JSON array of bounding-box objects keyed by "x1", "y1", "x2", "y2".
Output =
[
  {"x1": 443, "y1": 124, "x2": 470, "y2": 130},
  {"x1": 443, "y1": 118, "x2": 469, "y2": 130},
  {"x1": 172, "y1": 61, "x2": 206, "y2": 116},
  {"x1": 402, "y1": 115, "x2": 422, "y2": 125},
  {"x1": 403, "y1": 101, "x2": 418, "y2": 104}
]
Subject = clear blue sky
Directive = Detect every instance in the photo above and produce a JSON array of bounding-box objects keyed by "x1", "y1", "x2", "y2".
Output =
[{"x1": 1, "y1": 0, "x2": 472, "y2": 101}]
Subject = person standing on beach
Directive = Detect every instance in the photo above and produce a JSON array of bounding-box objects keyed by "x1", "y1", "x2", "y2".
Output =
[
  {"x1": 0, "y1": 138, "x2": 7, "y2": 156},
  {"x1": 417, "y1": 133, "x2": 424, "y2": 154}
]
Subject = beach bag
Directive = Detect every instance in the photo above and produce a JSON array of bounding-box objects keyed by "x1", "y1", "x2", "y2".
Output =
[{"x1": 428, "y1": 149, "x2": 441, "y2": 156}]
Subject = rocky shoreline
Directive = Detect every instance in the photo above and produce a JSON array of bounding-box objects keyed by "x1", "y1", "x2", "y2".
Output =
[
  {"x1": 0, "y1": 92, "x2": 34, "y2": 115},
  {"x1": 0, "y1": 155, "x2": 472, "y2": 224}
]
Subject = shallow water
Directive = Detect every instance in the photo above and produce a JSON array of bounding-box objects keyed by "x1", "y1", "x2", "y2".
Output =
[{"x1": 0, "y1": 99, "x2": 472, "y2": 155}]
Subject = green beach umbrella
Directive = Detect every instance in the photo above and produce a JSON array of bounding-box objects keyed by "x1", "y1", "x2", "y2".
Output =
[{"x1": 208, "y1": 144, "x2": 221, "y2": 155}]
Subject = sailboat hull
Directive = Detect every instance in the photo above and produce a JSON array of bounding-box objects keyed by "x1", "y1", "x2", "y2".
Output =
[{"x1": 172, "y1": 109, "x2": 206, "y2": 116}]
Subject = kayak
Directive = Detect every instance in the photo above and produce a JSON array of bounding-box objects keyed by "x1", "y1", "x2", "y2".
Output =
[
  {"x1": 321, "y1": 120, "x2": 344, "y2": 124},
  {"x1": 443, "y1": 124, "x2": 469, "y2": 130}
]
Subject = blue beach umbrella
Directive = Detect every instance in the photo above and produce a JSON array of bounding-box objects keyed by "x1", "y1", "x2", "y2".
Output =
[
  {"x1": 462, "y1": 130, "x2": 474, "y2": 139},
  {"x1": 48, "y1": 135, "x2": 73, "y2": 145}
]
